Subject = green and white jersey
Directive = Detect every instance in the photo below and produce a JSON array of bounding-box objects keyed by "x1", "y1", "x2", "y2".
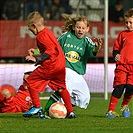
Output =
[{"x1": 58, "y1": 31, "x2": 96, "y2": 75}]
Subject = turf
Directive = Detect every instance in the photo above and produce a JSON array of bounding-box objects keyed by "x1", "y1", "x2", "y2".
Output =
[{"x1": 0, "y1": 93, "x2": 132, "y2": 133}]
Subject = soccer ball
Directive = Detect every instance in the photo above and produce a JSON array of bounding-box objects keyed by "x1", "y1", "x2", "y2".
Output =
[{"x1": 49, "y1": 102, "x2": 67, "y2": 119}]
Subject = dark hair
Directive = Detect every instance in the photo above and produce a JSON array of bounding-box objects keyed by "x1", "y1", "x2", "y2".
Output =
[
  {"x1": 115, "y1": 0, "x2": 122, "y2": 5},
  {"x1": 124, "y1": 8, "x2": 133, "y2": 18},
  {"x1": 24, "y1": 71, "x2": 32, "y2": 75}
]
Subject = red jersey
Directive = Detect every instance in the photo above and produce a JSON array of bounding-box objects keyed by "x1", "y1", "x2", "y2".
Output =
[
  {"x1": 24, "y1": 28, "x2": 73, "y2": 112},
  {"x1": 36, "y1": 28, "x2": 66, "y2": 73},
  {"x1": 0, "y1": 85, "x2": 32, "y2": 113},
  {"x1": 25, "y1": 28, "x2": 66, "y2": 92},
  {"x1": 113, "y1": 30, "x2": 133, "y2": 64}
]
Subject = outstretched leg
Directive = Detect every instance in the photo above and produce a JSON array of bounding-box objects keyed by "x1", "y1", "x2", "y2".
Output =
[
  {"x1": 43, "y1": 91, "x2": 61, "y2": 115},
  {"x1": 106, "y1": 85, "x2": 125, "y2": 118}
]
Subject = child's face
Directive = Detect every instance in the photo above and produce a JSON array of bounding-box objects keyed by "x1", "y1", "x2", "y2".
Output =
[
  {"x1": 125, "y1": 16, "x2": 133, "y2": 31},
  {"x1": 28, "y1": 23, "x2": 38, "y2": 35},
  {"x1": 73, "y1": 21, "x2": 89, "y2": 38}
]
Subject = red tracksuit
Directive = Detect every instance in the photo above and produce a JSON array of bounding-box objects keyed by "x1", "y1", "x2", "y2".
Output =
[
  {"x1": 0, "y1": 85, "x2": 32, "y2": 113},
  {"x1": 24, "y1": 28, "x2": 73, "y2": 114},
  {"x1": 113, "y1": 30, "x2": 133, "y2": 87}
]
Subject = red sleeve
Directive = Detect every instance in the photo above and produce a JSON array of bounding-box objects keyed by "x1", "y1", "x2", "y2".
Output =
[
  {"x1": 113, "y1": 32, "x2": 123, "y2": 51},
  {"x1": 36, "y1": 28, "x2": 59, "y2": 55}
]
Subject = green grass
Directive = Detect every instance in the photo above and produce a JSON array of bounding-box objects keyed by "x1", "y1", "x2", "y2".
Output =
[{"x1": 0, "y1": 93, "x2": 133, "y2": 133}]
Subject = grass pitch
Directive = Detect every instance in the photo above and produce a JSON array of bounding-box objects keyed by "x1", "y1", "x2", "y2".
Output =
[{"x1": 0, "y1": 93, "x2": 132, "y2": 133}]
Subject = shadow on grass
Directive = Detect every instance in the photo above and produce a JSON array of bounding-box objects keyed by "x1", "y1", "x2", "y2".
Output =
[{"x1": 0, "y1": 113, "x2": 40, "y2": 119}]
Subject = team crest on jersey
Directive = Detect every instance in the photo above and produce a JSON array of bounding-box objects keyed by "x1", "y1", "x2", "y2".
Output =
[
  {"x1": 26, "y1": 96, "x2": 31, "y2": 101},
  {"x1": 67, "y1": 34, "x2": 71, "y2": 38},
  {"x1": 65, "y1": 51, "x2": 80, "y2": 63}
]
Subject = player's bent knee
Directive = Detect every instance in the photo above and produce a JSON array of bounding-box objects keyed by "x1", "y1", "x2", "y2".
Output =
[
  {"x1": 125, "y1": 84, "x2": 133, "y2": 95},
  {"x1": 112, "y1": 84, "x2": 125, "y2": 98}
]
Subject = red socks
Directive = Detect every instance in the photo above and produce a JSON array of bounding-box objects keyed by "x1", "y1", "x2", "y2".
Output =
[
  {"x1": 108, "y1": 94, "x2": 133, "y2": 112},
  {"x1": 108, "y1": 95, "x2": 119, "y2": 112},
  {"x1": 28, "y1": 88, "x2": 41, "y2": 108},
  {"x1": 122, "y1": 94, "x2": 133, "y2": 106},
  {"x1": 59, "y1": 89, "x2": 73, "y2": 114}
]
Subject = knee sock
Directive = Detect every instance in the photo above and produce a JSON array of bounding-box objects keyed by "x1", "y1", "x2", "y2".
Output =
[
  {"x1": 121, "y1": 94, "x2": 133, "y2": 106},
  {"x1": 29, "y1": 88, "x2": 41, "y2": 108},
  {"x1": 59, "y1": 89, "x2": 73, "y2": 114},
  {"x1": 108, "y1": 95, "x2": 119, "y2": 112},
  {"x1": 43, "y1": 91, "x2": 61, "y2": 114}
]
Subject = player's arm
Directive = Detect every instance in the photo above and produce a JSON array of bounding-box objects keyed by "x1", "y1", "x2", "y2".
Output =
[
  {"x1": 25, "y1": 49, "x2": 50, "y2": 65},
  {"x1": 35, "y1": 53, "x2": 50, "y2": 66},
  {"x1": 86, "y1": 37, "x2": 102, "y2": 56},
  {"x1": 112, "y1": 33, "x2": 122, "y2": 61},
  {"x1": 33, "y1": 49, "x2": 50, "y2": 66},
  {"x1": 93, "y1": 45, "x2": 101, "y2": 56},
  {"x1": 113, "y1": 50, "x2": 121, "y2": 62},
  {"x1": 25, "y1": 48, "x2": 40, "y2": 62},
  {"x1": 93, "y1": 38, "x2": 102, "y2": 51},
  {"x1": 92, "y1": 38, "x2": 102, "y2": 56},
  {"x1": 113, "y1": 50, "x2": 119, "y2": 58},
  {"x1": 113, "y1": 40, "x2": 120, "y2": 59}
]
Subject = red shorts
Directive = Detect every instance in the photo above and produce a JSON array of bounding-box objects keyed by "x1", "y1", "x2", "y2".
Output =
[
  {"x1": 113, "y1": 64, "x2": 133, "y2": 87},
  {"x1": 24, "y1": 64, "x2": 66, "y2": 92}
]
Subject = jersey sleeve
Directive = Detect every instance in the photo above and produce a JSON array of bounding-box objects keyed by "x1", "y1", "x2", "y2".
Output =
[
  {"x1": 113, "y1": 33, "x2": 122, "y2": 51},
  {"x1": 58, "y1": 32, "x2": 67, "y2": 47},
  {"x1": 85, "y1": 37, "x2": 96, "y2": 56},
  {"x1": 33, "y1": 49, "x2": 50, "y2": 66},
  {"x1": 112, "y1": 32, "x2": 122, "y2": 57}
]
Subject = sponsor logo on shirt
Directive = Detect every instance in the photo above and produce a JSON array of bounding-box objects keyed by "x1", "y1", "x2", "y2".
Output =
[
  {"x1": 64, "y1": 43, "x2": 83, "y2": 51},
  {"x1": 65, "y1": 51, "x2": 80, "y2": 63}
]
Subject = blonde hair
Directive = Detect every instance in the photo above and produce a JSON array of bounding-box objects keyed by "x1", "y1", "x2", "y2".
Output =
[
  {"x1": 62, "y1": 14, "x2": 90, "y2": 33},
  {"x1": 124, "y1": 8, "x2": 133, "y2": 19},
  {"x1": 26, "y1": 11, "x2": 44, "y2": 26}
]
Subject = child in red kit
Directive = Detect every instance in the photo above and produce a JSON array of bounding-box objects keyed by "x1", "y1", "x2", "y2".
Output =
[
  {"x1": 0, "y1": 72, "x2": 32, "y2": 113},
  {"x1": 23, "y1": 11, "x2": 75, "y2": 118},
  {"x1": 106, "y1": 8, "x2": 133, "y2": 118}
]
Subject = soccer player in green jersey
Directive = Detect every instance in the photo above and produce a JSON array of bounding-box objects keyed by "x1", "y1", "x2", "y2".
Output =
[{"x1": 43, "y1": 14, "x2": 102, "y2": 116}]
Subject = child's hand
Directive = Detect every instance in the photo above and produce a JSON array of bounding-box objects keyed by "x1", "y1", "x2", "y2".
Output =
[
  {"x1": 115, "y1": 54, "x2": 121, "y2": 61},
  {"x1": 28, "y1": 48, "x2": 35, "y2": 56},
  {"x1": 93, "y1": 38, "x2": 102, "y2": 52},
  {"x1": 93, "y1": 38, "x2": 102, "y2": 48},
  {"x1": 25, "y1": 55, "x2": 36, "y2": 62}
]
